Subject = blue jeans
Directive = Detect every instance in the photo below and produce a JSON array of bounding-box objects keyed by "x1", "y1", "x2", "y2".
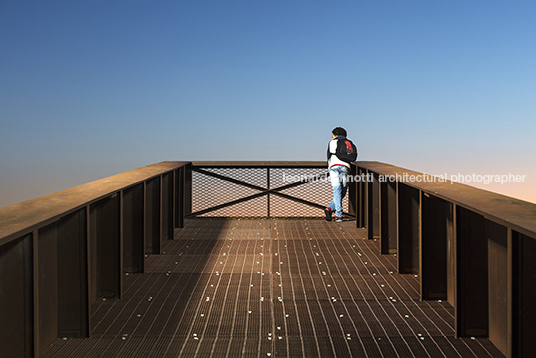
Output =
[{"x1": 327, "y1": 166, "x2": 349, "y2": 217}]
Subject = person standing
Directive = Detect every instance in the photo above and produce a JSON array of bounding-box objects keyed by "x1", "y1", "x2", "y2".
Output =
[{"x1": 325, "y1": 127, "x2": 357, "y2": 222}]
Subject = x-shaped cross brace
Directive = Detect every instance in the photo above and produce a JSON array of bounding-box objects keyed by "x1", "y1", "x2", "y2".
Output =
[{"x1": 187, "y1": 167, "x2": 334, "y2": 218}]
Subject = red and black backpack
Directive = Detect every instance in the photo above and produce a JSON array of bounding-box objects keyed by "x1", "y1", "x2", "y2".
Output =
[{"x1": 335, "y1": 138, "x2": 358, "y2": 163}]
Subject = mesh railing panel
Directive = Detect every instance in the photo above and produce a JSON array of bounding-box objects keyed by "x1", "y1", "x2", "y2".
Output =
[{"x1": 191, "y1": 167, "x2": 349, "y2": 218}]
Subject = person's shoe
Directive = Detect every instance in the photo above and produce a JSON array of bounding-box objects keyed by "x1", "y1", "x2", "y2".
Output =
[
  {"x1": 324, "y1": 207, "x2": 332, "y2": 221},
  {"x1": 335, "y1": 216, "x2": 343, "y2": 222}
]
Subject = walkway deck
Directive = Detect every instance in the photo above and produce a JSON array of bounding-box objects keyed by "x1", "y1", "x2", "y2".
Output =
[{"x1": 42, "y1": 218, "x2": 505, "y2": 358}]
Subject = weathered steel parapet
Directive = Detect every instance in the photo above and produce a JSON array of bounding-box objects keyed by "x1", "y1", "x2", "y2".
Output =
[
  {"x1": 0, "y1": 161, "x2": 189, "y2": 357},
  {"x1": 356, "y1": 161, "x2": 536, "y2": 358},
  {"x1": 1, "y1": 160, "x2": 534, "y2": 358}
]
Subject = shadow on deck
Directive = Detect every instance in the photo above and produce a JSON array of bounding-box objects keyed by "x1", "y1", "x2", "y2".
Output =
[{"x1": 42, "y1": 218, "x2": 505, "y2": 358}]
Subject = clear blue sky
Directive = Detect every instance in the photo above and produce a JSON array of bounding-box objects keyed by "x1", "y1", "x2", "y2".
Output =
[{"x1": 1, "y1": 0, "x2": 535, "y2": 207}]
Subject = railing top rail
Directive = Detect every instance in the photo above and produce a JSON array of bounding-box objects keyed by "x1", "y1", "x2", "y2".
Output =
[
  {"x1": 357, "y1": 161, "x2": 536, "y2": 238},
  {"x1": 0, "y1": 161, "x2": 189, "y2": 246},
  {"x1": 191, "y1": 161, "x2": 328, "y2": 168}
]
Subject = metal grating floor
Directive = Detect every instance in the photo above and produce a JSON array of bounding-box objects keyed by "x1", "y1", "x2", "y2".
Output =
[{"x1": 42, "y1": 218, "x2": 506, "y2": 358}]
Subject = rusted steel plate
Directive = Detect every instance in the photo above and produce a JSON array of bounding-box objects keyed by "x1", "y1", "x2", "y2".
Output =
[
  {"x1": 357, "y1": 161, "x2": 536, "y2": 239},
  {"x1": 0, "y1": 161, "x2": 189, "y2": 245}
]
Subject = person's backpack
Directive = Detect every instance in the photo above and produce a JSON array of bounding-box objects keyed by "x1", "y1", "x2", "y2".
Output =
[{"x1": 335, "y1": 138, "x2": 358, "y2": 163}]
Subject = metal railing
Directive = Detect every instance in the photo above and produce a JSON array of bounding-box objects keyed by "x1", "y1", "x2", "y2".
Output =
[
  {"x1": 355, "y1": 161, "x2": 536, "y2": 358},
  {"x1": 0, "y1": 161, "x2": 189, "y2": 357},
  {"x1": 187, "y1": 161, "x2": 355, "y2": 218},
  {"x1": 1, "y1": 160, "x2": 535, "y2": 357}
]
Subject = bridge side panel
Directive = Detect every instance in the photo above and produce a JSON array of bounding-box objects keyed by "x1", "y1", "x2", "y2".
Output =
[
  {"x1": 421, "y1": 194, "x2": 450, "y2": 300},
  {"x1": 398, "y1": 183, "x2": 420, "y2": 274},
  {"x1": 512, "y1": 231, "x2": 536, "y2": 358},
  {"x1": 455, "y1": 206, "x2": 488, "y2": 337},
  {"x1": 0, "y1": 234, "x2": 33, "y2": 357}
]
